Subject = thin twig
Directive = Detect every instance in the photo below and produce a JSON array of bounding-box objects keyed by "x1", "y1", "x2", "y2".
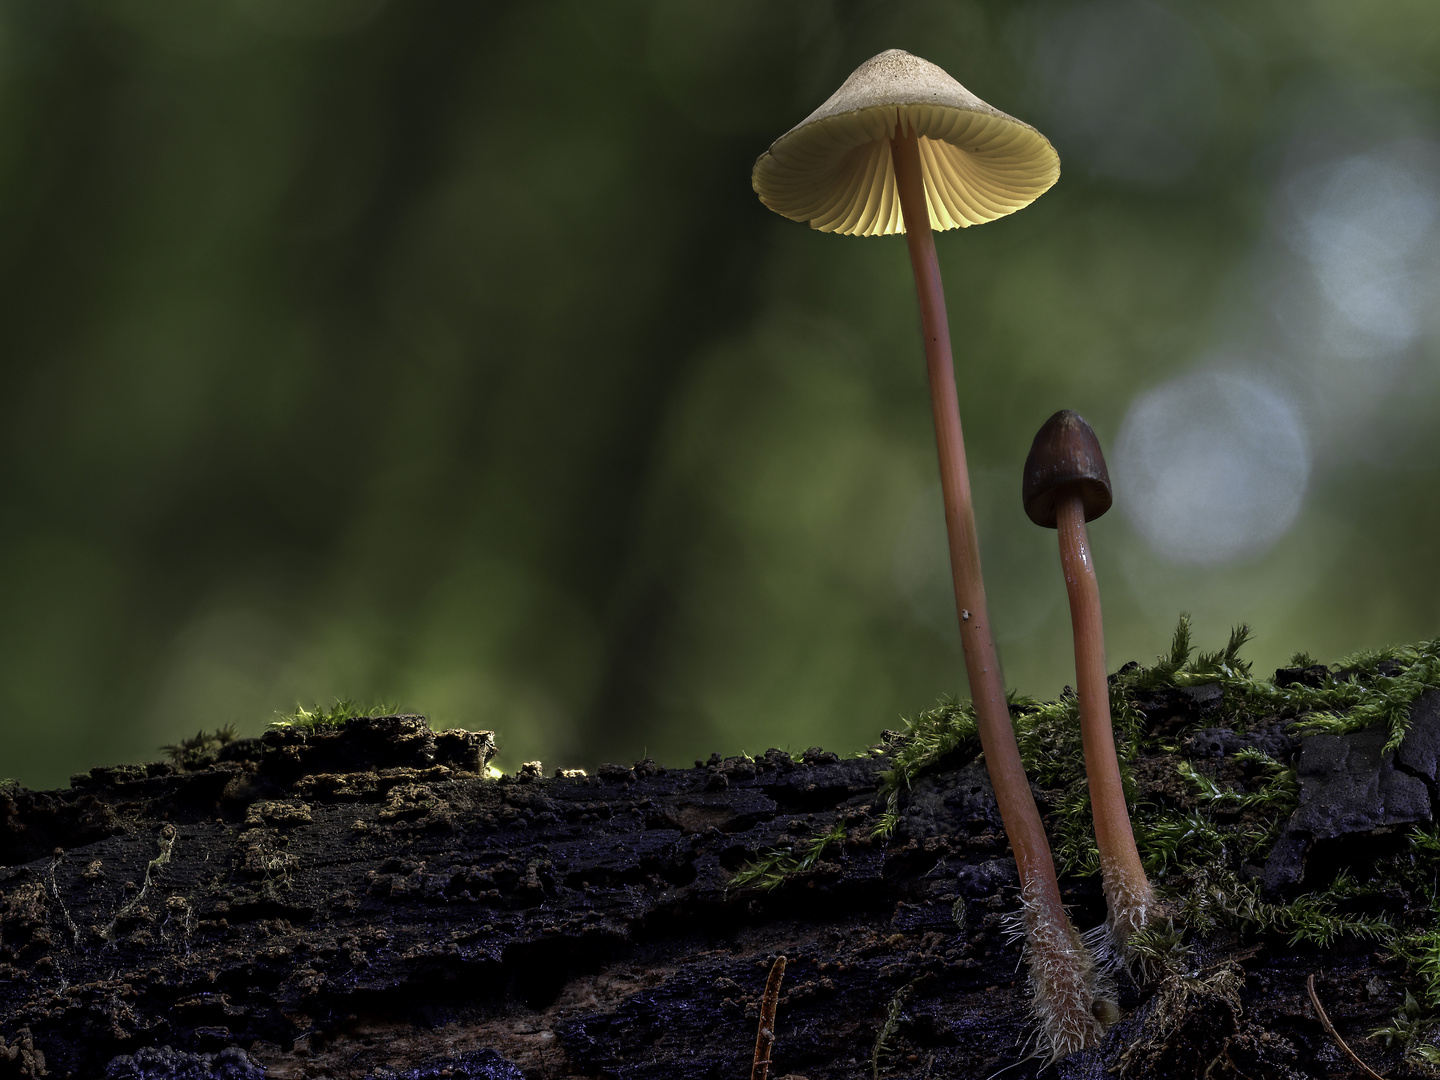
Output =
[
  {"x1": 1307, "y1": 973, "x2": 1386, "y2": 1080},
  {"x1": 751, "y1": 955, "x2": 787, "y2": 1080}
]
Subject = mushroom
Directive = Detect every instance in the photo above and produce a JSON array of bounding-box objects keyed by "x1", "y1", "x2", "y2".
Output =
[
  {"x1": 1022, "y1": 409, "x2": 1159, "y2": 957},
  {"x1": 754, "y1": 51, "x2": 1105, "y2": 1056}
]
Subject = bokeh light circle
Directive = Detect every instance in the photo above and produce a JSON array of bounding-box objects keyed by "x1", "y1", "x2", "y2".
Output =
[{"x1": 1113, "y1": 371, "x2": 1310, "y2": 565}]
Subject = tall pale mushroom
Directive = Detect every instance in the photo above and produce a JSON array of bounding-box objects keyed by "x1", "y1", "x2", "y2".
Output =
[
  {"x1": 753, "y1": 51, "x2": 1106, "y2": 1056},
  {"x1": 1023, "y1": 410, "x2": 1159, "y2": 959}
]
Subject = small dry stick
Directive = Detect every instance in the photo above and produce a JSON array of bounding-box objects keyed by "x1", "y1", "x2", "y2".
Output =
[
  {"x1": 1306, "y1": 973, "x2": 1386, "y2": 1080},
  {"x1": 751, "y1": 955, "x2": 787, "y2": 1080}
]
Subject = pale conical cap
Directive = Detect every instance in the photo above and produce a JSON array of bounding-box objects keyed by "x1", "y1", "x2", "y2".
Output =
[{"x1": 752, "y1": 50, "x2": 1059, "y2": 237}]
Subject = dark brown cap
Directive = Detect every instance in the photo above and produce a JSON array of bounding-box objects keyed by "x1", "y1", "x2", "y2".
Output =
[{"x1": 1022, "y1": 410, "x2": 1112, "y2": 528}]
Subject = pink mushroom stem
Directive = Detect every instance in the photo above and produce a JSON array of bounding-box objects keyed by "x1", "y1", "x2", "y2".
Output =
[
  {"x1": 890, "y1": 123, "x2": 1102, "y2": 1054},
  {"x1": 1054, "y1": 491, "x2": 1156, "y2": 945}
]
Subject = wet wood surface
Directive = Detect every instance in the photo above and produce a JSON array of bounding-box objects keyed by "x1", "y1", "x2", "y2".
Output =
[{"x1": 0, "y1": 708, "x2": 1428, "y2": 1080}]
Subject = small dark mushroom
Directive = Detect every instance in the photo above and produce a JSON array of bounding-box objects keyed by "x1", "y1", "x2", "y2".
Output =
[{"x1": 1024, "y1": 410, "x2": 1159, "y2": 956}]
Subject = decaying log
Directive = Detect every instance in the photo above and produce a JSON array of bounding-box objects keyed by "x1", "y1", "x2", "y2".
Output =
[{"x1": 0, "y1": 692, "x2": 1435, "y2": 1080}]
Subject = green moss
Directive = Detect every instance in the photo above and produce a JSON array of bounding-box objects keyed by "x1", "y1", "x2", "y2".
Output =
[
  {"x1": 729, "y1": 818, "x2": 848, "y2": 892},
  {"x1": 1124, "y1": 921, "x2": 1189, "y2": 970},
  {"x1": 1373, "y1": 997, "x2": 1440, "y2": 1068},
  {"x1": 1287, "y1": 641, "x2": 1440, "y2": 752},
  {"x1": 870, "y1": 699, "x2": 979, "y2": 842},
  {"x1": 1371, "y1": 991, "x2": 1440, "y2": 1068},
  {"x1": 1122, "y1": 620, "x2": 1440, "y2": 755},
  {"x1": 1390, "y1": 922, "x2": 1440, "y2": 1006},
  {"x1": 731, "y1": 612, "x2": 1440, "y2": 1033},
  {"x1": 1113, "y1": 613, "x2": 1252, "y2": 692},
  {"x1": 1186, "y1": 867, "x2": 1388, "y2": 947},
  {"x1": 269, "y1": 698, "x2": 401, "y2": 733},
  {"x1": 1175, "y1": 755, "x2": 1298, "y2": 813},
  {"x1": 156, "y1": 700, "x2": 410, "y2": 773},
  {"x1": 161, "y1": 726, "x2": 238, "y2": 770},
  {"x1": 1134, "y1": 811, "x2": 1226, "y2": 878},
  {"x1": 871, "y1": 980, "x2": 917, "y2": 1080}
]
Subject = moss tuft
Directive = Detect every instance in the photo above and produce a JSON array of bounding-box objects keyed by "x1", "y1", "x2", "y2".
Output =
[
  {"x1": 161, "y1": 726, "x2": 238, "y2": 770},
  {"x1": 729, "y1": 613, "x2": 1440, "y2": 1043},
  {"x1": 729, "y1": 818, "x2": 849, "y2": 891},
  {"x1": 870, "y1": 699, "x2": 979, "y2": 841},
  {"x1": 269, "y1": 698, "x2": 401, "y2": 733}
]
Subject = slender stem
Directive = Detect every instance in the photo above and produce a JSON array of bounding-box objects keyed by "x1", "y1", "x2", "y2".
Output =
[
  {"x1": 889, "y1": 125, "x2": 1063, "y2": 920},
  {"x1": 891, "y1": 119, "x2": 1103, "y2": 1057},
  {"x1": 1055, "y1": 491, "x2": 1154, "y2": 941},
  {"x1": 751, "y1": 955, "x2": 786, "y2": 1080}
]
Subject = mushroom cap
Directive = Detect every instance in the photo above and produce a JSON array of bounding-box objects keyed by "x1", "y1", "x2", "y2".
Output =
[
  {"x1": 751, "y1": 49, "x2": 1059, "y2": 237},
  {"x1": 1022, "y1": 410, "x2": 1112, "y2": 529}
]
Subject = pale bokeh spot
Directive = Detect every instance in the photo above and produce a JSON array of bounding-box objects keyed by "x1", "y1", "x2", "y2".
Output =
[{"x1": 1113, "y1": 371, "x2": 1309, "y2": 565}]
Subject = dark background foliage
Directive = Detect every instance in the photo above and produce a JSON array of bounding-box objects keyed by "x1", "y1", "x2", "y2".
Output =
[{"x1": 2, "y1": 0, "x2": 1439, "y2": 788}]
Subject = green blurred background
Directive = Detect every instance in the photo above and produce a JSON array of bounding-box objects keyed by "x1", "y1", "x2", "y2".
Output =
[{"x1": 2, "y1": 0, "x2": 1439, "y2": 789}]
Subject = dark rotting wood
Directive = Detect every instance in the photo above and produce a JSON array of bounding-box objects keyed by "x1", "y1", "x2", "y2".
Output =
[{"x1": 0, "y1": 696, "x2": 1436, "y2": 1079}]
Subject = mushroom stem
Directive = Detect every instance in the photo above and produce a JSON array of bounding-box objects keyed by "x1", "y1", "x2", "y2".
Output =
[
  {"x1": 890, "y1": 124, "x2": 1102, "y2": 1055},
  {"x1": 1055, "y1": 491, "x2": 1156, "y2": 947}
]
